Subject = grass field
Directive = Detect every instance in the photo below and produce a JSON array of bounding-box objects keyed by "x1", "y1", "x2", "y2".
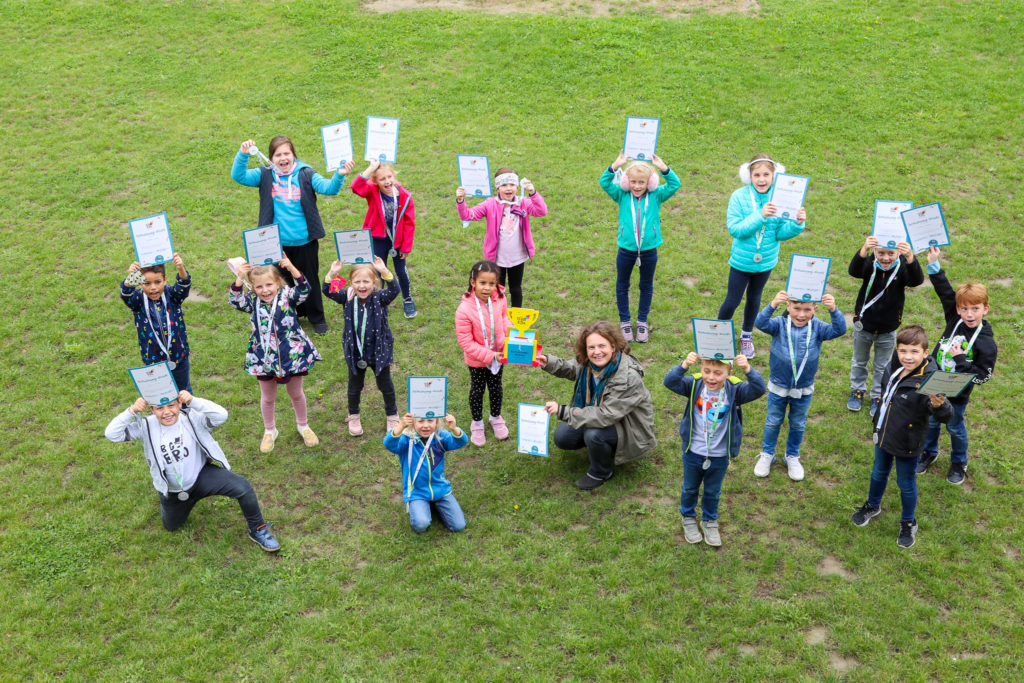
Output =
[{"x1": 2, "y1": 0, "x2": 1023, "y2": 679}]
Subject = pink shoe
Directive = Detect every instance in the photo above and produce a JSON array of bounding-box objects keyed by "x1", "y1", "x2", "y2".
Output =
[
  {"x1": 489, "y1": 415, "x2": 509, "y2": 440},
  {"x1": 470, "y1": 420, "x2": 486, "y2": 446},
  {"x1": 347, "y1": 414, "x2": 363, "y2": 437},
  {"x1": 386, "y1": 414, "x2": 401, "y2": 433}
]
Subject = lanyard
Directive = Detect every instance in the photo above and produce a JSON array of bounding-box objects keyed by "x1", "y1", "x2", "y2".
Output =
[
  {"x1": 875, "y1": 365, "x2": 905, "y2": 428},
  {"x1": 785, "y1": 316, "x2": 813, "y2": 385},
  {"x1": 700, "y1": 387, "x2": 725, "y2": 464},
  {"x1": 379, "y1": 188, "x2": 398, "y2": 244},
  {"x1": 162, "y1": 422, "x2": 186, "y2": 490},
  {"x1": 255, "y1": 295, "x2": 279, "y2": 352},
  {"x1": 748, "y1": 187, "x2": 768, "y2": 253},
  {"x1": 859, "y1": 259, "x2": 902, "y2": 318},
  {"x1": 354, "y1": 299, "x2": 368, "y2": 358},
  {"x1": 406, "y1": 432, "x2": 436, "y2": 504},
  {"x1": 629, "y1": 193, "x2": 649, "y2": 260},
  {"x1": 474, "y1": 295, "x2": 495, "y2": 351},
  {"x1": 939, "y1": 320, "x2": 982, "y2": 370},
  {"x1": 145, "y1": 294, "x2": 173, "y2": 360}
]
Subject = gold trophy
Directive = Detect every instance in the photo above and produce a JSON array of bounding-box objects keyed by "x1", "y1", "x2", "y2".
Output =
[{"x1": 503, "y1": 308, "x2": 542, "y2": 366}]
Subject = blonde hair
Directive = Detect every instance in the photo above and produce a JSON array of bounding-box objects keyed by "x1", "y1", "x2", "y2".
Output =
[
  {"x1": 625, "y1": 162, "x2": 654, "y2": 180},
  {"x1": 348, "y1": 263, "x2": 382, "y2": 291},
  {"x1": 372, "y1": 163, "x2": 397, "y2": 185},
  {"x1": 248, "y1": 265, "x2": 285, "y2": 287}
]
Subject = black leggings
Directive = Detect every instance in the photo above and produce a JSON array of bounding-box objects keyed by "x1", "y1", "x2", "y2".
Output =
[
  {"x1": 717, "y1": 267, "x2": 773, "y2": 333},
  {"x1": 467, "y1": 365, "x2": 504, "y2": 422},
  {"x1": 347, "y1": 364, "x2": 398, "y2": 416},
  {"x1": 498, "y1": 263, "x2": 525, "y2": 308},
  {"x1": 159, "y1": 463, "x2": 264, "y2": 532}
]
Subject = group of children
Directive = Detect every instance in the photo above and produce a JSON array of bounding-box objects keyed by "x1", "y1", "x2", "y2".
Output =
[{"x1": 104, "y1": 141, "x2": 996, "y2": 551}]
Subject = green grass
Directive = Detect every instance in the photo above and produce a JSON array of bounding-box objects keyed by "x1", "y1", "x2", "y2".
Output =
[{"x1": 2, "y1": 0, "x2": 1023, "y2": 678}]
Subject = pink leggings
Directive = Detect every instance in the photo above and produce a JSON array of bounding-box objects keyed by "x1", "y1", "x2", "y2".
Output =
[{"x1": 258, "y1": 376, "x2": 308, "y2": 431}]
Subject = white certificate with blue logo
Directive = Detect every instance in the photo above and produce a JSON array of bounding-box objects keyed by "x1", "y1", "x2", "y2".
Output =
[
  {"x1": 457, "y1": 155, "x2": 492, "y2": 198},
  {"x1": 334, "y1": 229, "x2": 374, "y2": 265},
  {"x1": 692, "y1": 318, "x2": 736, "y2": 360},
  {"x1": 364, "y1": 116, "x2": 399, "y2": 163},
  {"x1": 321, "y1": 120, "x2": 354, "y2": 172},
  {"x1": 768, "y1": 173, "x2": 809, "y2": 222},
  {"x1": 130, "y1": 212, "x2": 174, "y2": 267},
  {"x1": 129, "y1": 362, "x2": 179, "y2": 406},
  {"x1": 243, "y1": 224, "x2": 282, "y2": 266},
  {"x1": 622, "y1": 117, "x2": 659, "y2": 161},
  {"x1": 786, "y1": 254, "x2": 831, "y2": 302},
  {"x1": 872, "y1": 200, "x2": 913, "y2": 248},
  {"x1": 408, "y1": 376, "x2": 447, "y2": 418},
  {"x1": 517, "y1": 403, "x2": 550, "y2": 457},
  {"x1": 901, "y1": 202, "x2": 950, "y2": 253},
  {"x1": 917, "y1": 371, "x2": 975, "y2": 398}
]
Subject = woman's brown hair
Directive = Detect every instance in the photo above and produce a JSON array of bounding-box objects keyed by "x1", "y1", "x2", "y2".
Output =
[{"x1": 573, "y1": 321, "x2": 630, "y2": 365}]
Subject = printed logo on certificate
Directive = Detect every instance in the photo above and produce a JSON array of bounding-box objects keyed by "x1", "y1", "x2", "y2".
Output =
[
  {"x1": 622, "y1": 116, "x2": 660, "y2": 161},
  {"x1": 129, "y1": 212, "x2": 174, "y2": 267},
  {"x1": 768, "y1": 173, "x2": 809, "y2": 222},
  {"x1": 517, "y1": 403, "x2": 550, "y2": 457},
  {"x1": 691, "y1": 318, "x2": 736, "y2": 360},
  {"x1": 408, "y1": 376, "x2": 447, "y2": 418},
  {"x1": 900, "y1": 202, "x2": 950, "y2": 253},
  {"x1": 129, "y1": 362, "x2": 179, "y2": 407},
  {"x1": 321, "y1": 120, "x2": 354, "y2": 172},
  {"x1": 364, "y1": 116, "x2": 399, "y2": 163},
  {"x1": 872, "y1": 200, "x2": 913, "y2": 249},
  {"x1": 457, "y1": 155, "x2": 492, "y2": 198},
  {"x1": 243, "y1": 224, "x2": 282, "y2": 266},
  {"x1": 916, "y1": 371, "x2": 976, "y2": 398},
  {"x1": 334, "y1": 229, "x2": 374, "y2": 265},
  {"x1": 786, "y1": 254, "x2": 831, "y2": 303}
]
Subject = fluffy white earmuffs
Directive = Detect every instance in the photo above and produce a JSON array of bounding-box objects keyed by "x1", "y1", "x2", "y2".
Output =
[
  {"x1": 738, "y1": 159, "x2": 785, "y2": 184},
  {"x1": 617, "y1": 162, "x2": 660, "y2": 191}
]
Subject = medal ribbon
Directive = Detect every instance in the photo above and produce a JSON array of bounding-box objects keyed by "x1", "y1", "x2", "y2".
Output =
[
  {"x1": 145, "y1": 293, "x2": 174, "y2": 361},
  {"x1": 474, "y1": 295, "x2": 495, "y2": 351},
  {"x1": 875, "y1": 365, "x2": 905, "y2": 428},
  {"x1": 354, "y1": 299, "x2": 368, "y2": 359},
  {"x1": 700, "y1": 387, "x2": 725, "y2": 457},
  {"x1": 255, "y1": 295, "x2": 279, "y2": 353},
  {"x1": 406, "y1": 432, "x2": 437, "y2": 504},
  {"x1": 859, "y1": 258, "x2": 902, "y2": 318},
  {"x1": 785, "y1": 316, "x2": 813, "y2": 386},
  {"x1": 748, "y1": 187, "x2": 768, "y2": 255},
  {"x1": 629, "y1": 193, "x2": 649, "y2": 261},
  {"x1": 379, "y1": 187, "x2": 398, "y2": 247}
]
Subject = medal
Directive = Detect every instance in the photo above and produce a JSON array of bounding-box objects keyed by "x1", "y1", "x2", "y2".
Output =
[
  {"x1": 356, "y1": 360, "x2": 368, "y2": 369},
  {"x1": 702, "y1": 458, "x2": 711, "y2": 471},
  {"x1": 167, "y1": 360, "x2": 177, "y2": 370},
  {"x1": 752, "y1": 253, "x2": 763, "y2": 263},
  {"x1": 853, "y1": 320, "x2": 863, "y2": 332},
  {"x1": 389, "y1": 248, "x2": 398, "y2": 258},
  {"x1": 177, "y1": 491, "x2": 189, "y2": 501}
]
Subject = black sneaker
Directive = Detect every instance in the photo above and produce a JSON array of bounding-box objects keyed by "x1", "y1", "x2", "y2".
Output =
[
  {"x1": 946, "y1": 462, "x2": 967, "y2": 485},
  {"x1": 313, "y1": 321, "x2": 329, "y2": 335},
  {"x1": 897, "y1": 520, "x2": 918, "y2": 548},
  {"x1": 851, "y1": 503, "x2": 881, "y2": 526},
  {"x1": 573, "y1": 472, "x2": 613, "y2": 490},
  {"x1": 915, "y1": 453, "x2": 938, "y2": 474}
]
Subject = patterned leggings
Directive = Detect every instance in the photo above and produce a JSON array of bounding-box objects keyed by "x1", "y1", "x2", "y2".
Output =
[{"x1": 467, "y1": 365, "x2": 504, "y2": 422}]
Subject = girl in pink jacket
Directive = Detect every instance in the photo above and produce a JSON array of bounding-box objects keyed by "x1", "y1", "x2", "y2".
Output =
[
  {"x1": 455, "y1": 260, "x2": 511, "y2": 447},
  {"x1": 455, "y1": 167, "x2": 547, "y2": 308}
]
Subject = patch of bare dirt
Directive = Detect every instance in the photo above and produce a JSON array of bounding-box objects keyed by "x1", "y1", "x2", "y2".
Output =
[
  {"x1": 817, "y1": 554, "x2": 855, "y2": 579},
  {"x1": 804, "y1": 626, "x2": 828, "y2": 645},
  {"x1": 364, "y1": 0, "x2": 758, "y2": 18}
]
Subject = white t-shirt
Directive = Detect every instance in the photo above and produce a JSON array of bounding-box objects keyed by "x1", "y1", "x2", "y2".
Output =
[
  {"x1": 495, "y1": 206, "x2": 529, "y2": 268},
  {"x1": 157, "y1": 420, "x2": 204, "y2": 492}
]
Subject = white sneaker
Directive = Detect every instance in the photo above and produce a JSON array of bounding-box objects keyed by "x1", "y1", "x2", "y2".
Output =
[
  {"x1": 784, "y1": 455, "x2": 805, "y2": 481},
  {"x1": 754, "y1": 452, "x2": 775, "y2": 477}
]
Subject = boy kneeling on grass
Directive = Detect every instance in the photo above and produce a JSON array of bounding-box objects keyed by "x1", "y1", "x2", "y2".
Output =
[{"x1": 104, "y1": 390, "x2": 281, "y2": 552}]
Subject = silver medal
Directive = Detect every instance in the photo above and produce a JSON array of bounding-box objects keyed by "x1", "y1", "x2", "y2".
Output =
[
  {"x1": 167, "y1": 360, "x2": 177, "y2": 370},
  {"x1": 177, "y1": 491, "x2": 189, "y2": 501},
  {"x1": 389, "y1": 248, "x2": 398, "y2": 258},
  {"x1": 702, "y1": 458, "x2": 711, "y2": 471},
  {"x1": 356, "y1": 360, "x2": 368, "y2": 369},
  {"x1": 853, "y1": 320, "x2": 863, "y2": 332},
  {"x1": 752, "y1": 253, "x2": 763, "y2": 263}
]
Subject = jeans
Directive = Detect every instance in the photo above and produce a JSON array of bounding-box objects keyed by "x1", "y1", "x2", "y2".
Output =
[
  {"x1": 282, "y1": 240, "x2": 325, "y2": 325},
  {"x1": 408, "y1": 494, "x2": 466, "y2": 533},
  {"x1": 170, "y1": 355, "x2": 192, "y2": 393},
  {"x1": 553, "y1": 422, "x2": 618, "y2": 480},
  {"x1": 615, "y1": 247, "x2": 658, "y2": 323},
  {"x1": 372, "y1": 236, "x2": 412, "y2": 301},
  {"x1": 866, "y1": 447, "x2": 918, "y2": 522},
  {"x1": 159, "y1": 463, "x2": 265, "y2": 532},
  {"x1": 717, "y1": 267, "x2": 773, "y2": 333},
  {"x1": 850, "y1": 327, "x2": 897, "y2": 399},
  {"x1": 922, "y1": 401, "x2": 969, "y2": 464},
  {"x1": 761, "y1": 391, "x2": 813, "y2": 458},
  {"x1": 347, "y1": 364, "x2": 398, "y2": 415},
  {"x1": 680, "y1": 450, "x2": 730, "y2": 521}
]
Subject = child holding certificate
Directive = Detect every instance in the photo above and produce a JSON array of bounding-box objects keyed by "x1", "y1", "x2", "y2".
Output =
[
  {"x1": 228, "y1": 258, "x2": 322, "y2": 453},
  {"x1": 455, "y1": 261, "x2": 510, "y2": 447},
  {"x1": 916, "y1": 249, "x2": 997, "y2": 485},
  {"x1": 121, "y1": 255, "x2": 193, "y2": 392},
  {"x1": 752, "y1": 291, "x2": 846, "y2": 481},
  {"x1": 852, "y1": 325, "x2": 952, "y2": 548},
  {"x1": 232, "y1": 137, "x2": 354, "y2": 335},
  {"x1": 104, "y1": 390, "x2": 281, "y2": 552},
  {"x1": 717, "y1": 155, "x2": 806, "y2": 357},
  {"x1": 323, "y1": 257, "x2": 401, "y2": 437},
  {"x1": 352, "y1": 160, "x2": 418, "y2": 319},
  {"x1": 456, "y1": 167, "x2": 548, "y2": 308},
  {"x1": 383, "y1": 413, "x2": 469, "y2": 533},
  {"x1": 664, "y1": 353, "x2": 765, "y2": 546},
  {"x1": 846, "y1": 237, "x2": 923, "y2": 416},
  {"x1": 599, "y1": 152, "x2": 681, "y2": 342}
]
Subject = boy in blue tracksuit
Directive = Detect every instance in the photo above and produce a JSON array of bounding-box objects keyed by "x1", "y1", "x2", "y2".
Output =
[
  {"x1": 664, "y1": 352, "x2": 765, "y2": 547},
  {"x1": 383, "y1": 412, "x2": 469, "y2": 533},
  {"x1": 752, "y1": 290, "x2": 847, "y2": 481}
]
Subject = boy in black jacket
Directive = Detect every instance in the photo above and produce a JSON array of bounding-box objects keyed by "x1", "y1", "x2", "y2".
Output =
[
  {"x1": 846, "y1": 237, "x2": 923, "y2": 415},
  {"x1": 852, "y1": 325, "x2": 952, "y2": 549},
  {"x1": 915, "y1": 248, "x2": 997, "y2": 484}
]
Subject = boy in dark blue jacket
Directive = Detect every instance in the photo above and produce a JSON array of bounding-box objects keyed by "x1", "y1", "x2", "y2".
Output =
[{"x1": 664, "y1": 352, "x2": 765, "y2": 547}]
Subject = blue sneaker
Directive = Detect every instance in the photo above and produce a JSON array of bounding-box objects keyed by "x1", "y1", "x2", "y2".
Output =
[
  {"x1": 403, "y1": 297, "x2": 417, "y2": 319},
  {"x1": 249, "y1": 522, "x2": 281, "y2": 552},
  {"x1": 869, "y1": 397, "x2": 881, "y2": 418},
  {"x1": 847, "y1": 389, "x2": 864, "y2": 412}
]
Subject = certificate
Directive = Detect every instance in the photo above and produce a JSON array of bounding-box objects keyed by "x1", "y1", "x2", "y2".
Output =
[
  {"x1": 408, "y1": 376, "x2": 447, "y2": 418},
  {"x1": 243, "y1": 224, "x2": 282, "y2": 266},
  {"x1": 333, "y1": 229, "x2": 374, "y2": 265},
  {"x1": 517, "y1": 403, "x2": 550, "y2": 457},
  {"x1": 768, "y1": 173, "x2": 809, "y2": 222},
  {"x1": 364, "y1": 116, "x2": 399, "y2": 163},
  {"x1": 872, "y1": 200, "x2": 913, "y2": 249},
  {"x1": 321, "y1": 120, "x2": 354, "y2": 172},
  {"x1": 916, "y1": 371, "x2": 976, "y2": 398},
  {"x1": 457, "y1": 155, "x2": 492, "y2": 198},
  {"x1": 622, "y1": 116, "x2": 659, "y2": 161},
  {"x1": 786, "y1": 254, "x2": 831, "y2": 302},
  {"x1": 901, "y1": 202, "x2": 950, "y2": 253},
  {"x1": 691, "y1": 318, "x2": 736, "y2": 360},
  {"x1": 129, "y1": 362, "x2": 180, "y2": 407},
  {"x1": 129, "y1": 212, "x2": 174, "y2": 266}
]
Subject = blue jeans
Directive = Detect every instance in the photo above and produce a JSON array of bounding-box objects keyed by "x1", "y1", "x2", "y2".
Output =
[
  {"x1": 717, "y1": 267, "x2": 773, "y2": 334},
  {"x1": 170, "y1": 355, "x2": 192, "y2": 393},
  {"x1": 373, "y1": 236, "x2": 412, "y2": 301},
  {"x1": 159, "y1": 463, "x2": 265, "y2": 532},
  {"x1": 761, "y1": 391, "x2": 813, "y2": 458},
  {"x1": 922, "y1": 401, "x2": 968, "y2": 465},
  {"x1": 680, "y1": 450, "x2": 730, "y2": 521},
  {"x1": 553, "y1": 423, "x2": 618, "y2": 480},
  {"x1": 615, "y1": 247, "x2": 657, "y2": 323},
  {"x1": 866, "y1": 447, "x2": 918, "y2": 522},
  {"x1": 408, "y1": 494, "x2": 466, "y2": 533}
]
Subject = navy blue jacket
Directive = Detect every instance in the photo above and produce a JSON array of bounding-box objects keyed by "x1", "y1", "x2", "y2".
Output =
[
  {"x1": 663, "y1": 365, "x2": 766, "y2": 458},
  {"x1": 323, "y1": 278, "x2": 400, "y2": 374}
]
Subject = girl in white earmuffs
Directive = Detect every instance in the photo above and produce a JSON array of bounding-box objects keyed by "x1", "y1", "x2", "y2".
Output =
[{"x1": 599, "y1": 151, "x2": 681, "y2": 343}]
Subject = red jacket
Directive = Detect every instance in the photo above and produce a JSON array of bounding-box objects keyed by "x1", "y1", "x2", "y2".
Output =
[
  {"x1": 351, "y1": 174, "x2": 416, "y2": 253},
  {"x1": 455, "y1": 288, "x2": 509, "y2": 368}
]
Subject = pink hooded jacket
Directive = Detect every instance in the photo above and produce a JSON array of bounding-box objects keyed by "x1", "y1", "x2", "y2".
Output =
[
  {"x1": 455, "y1": 287, "x2": 510, "y2": 368},
  {"x1": 456, "y1": 193, "x2": 548, "y2": 262}
]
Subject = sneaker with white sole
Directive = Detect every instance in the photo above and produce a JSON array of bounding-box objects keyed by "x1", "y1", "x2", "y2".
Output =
[
  {"x1": 915, "y1": 452, "x2": 938, "y2": 474},
  {"x1": 847, "y1": 388, "x2": 864, "y2": 412},
  {"x1": 700, "y1": 520, "x2": 722, "y2": 546},
  {"x1": 851, "y1": 503, "x2": 881, "y2": 526},
  {"x1": 681, "y1": 517, "x2": 702, "y2": 544},
  {"x1": 298, "y1": 424, "x2": 319, "y2": 447},
  {"x1": 754, "y1": 452, "x2": 775, "y2": 477},
  {"x1": 740, "y1": 336, "x2": 755, "y2": 357},
  {"x1": 784, "y1": 455, "x2": 804, "y2": 481},
  {"x1": 620, "y1": 321, "x2": 633, "y2": 342},
  {"x1": 635, "y1": 321, "x2": 649, "y2": 343},
  {"x1": 946, "y1": 462, "x2": 967, "y2": 485},
  {"x1": 897, "y1": 520, "x2": 918, "y2": 548},
  {"x1": 470, "y1": 420, "x2": 486, "y2": 446},
  {"x1": 386, "y1": 414, "x2": 401, "y2": 433},
  {"x1": 347, "y1": 414, "x2": 363, "y2": 437},
  {"x1": 259, "y1": 429, "x2": 279, "y2": 453},
  {"x1": 248, "y1": 522, "x2": 281, "y2": 552},
  {"x1": 488, "y1": 415, "x2": 509, "y2": 440},
  {"x1": 403, "y1": 298, "x2": 418, "y2": 319}
]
